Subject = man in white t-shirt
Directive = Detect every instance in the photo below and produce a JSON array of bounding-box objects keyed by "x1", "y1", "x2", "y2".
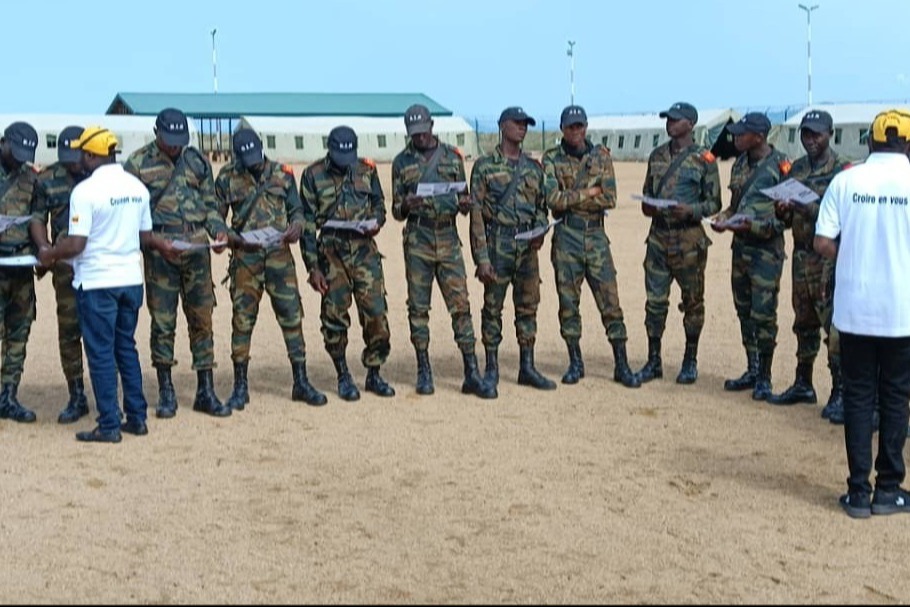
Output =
[
  {"x1": 38, "y1": 126, "x2": 177, "y2": 443},
  {"x1": 815, "y1": 109, "x2": 910, "y2": 518}
]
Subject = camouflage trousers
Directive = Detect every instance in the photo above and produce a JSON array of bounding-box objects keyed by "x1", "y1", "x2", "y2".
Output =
[
  {"x1": 0, "y1": 267, "x2": 35, "y2": 385},
  {"x1": 482, "y1": 234, "x2": 541, "y2": 350},
  {"x1": 790, "y1": 248, "x2": 839, "y2": 363},
  {"x1": 229, "y1": 246, "x2": 306, "y2": 364},
  {"x1": 643, "y1": 224, "x2": 710, "y2": 340},
  {"x1": 52, "y1": 262, "x2": 84, "y2": 380},
  {"x1": 318, "y1": 235, "x2": 390, "y2": 367},
  {"x1": 551, "y1": 222, "x2": 627, "y2": 343},
  {"x1": 143, "y1": 231, "x2": 216, "y2": 370},
  {"x1": 402, "y1": 221, "x2": 475, "y2": 353},
  {"x1": 731, "y1": 239, "x2": 785, "y2": 355}
]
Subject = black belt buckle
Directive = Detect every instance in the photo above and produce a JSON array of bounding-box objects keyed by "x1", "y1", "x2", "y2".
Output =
[
  {"x1": 409, "y1": 216, "x2": 454, "y2": 230},
  {"x1": 564, "y1": 214, "x2": 602, "y2": 231}
]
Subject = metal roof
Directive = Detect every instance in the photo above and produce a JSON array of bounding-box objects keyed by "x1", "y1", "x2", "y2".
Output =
[
  {"x1": 239, "y1": 115, "x2": 472, "y2": 134},
  {"x1": 586, "y1": 108, "x2": 738, "y2": 131},
  {"x1": 782, "y1": 103, "x2": 910, "y2": 126},
  {"x1": 107, "y1": 92, "x2": 453, "y2": 118}
]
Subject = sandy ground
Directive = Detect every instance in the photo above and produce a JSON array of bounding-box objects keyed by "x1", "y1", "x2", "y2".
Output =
[{"x1": 1, "y1": 159, "x2": 908, "y2": 604}]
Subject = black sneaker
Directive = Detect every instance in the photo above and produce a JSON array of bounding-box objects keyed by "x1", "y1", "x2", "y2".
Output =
[
  {"x1": 121, "y1": 419, "x2": 149, "y2": 436},
  {"x1": 871, "y1": 488, "x2": 910, "y2": 516},
  {"x1": 839, "y1": 492, "x2": 871, "y2": 519},
  {"x1": 76, "y1": 426, "x2": 122, "y2": 444}
]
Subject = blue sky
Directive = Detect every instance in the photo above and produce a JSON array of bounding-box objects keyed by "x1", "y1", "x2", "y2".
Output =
[{"x1": 5, "y1": 0, "x2": 909, "y2": 121}]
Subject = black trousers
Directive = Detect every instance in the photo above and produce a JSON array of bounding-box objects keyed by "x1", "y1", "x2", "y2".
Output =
[{"x1": 840, "y1": 332, "x2": 910, "y2": 495}]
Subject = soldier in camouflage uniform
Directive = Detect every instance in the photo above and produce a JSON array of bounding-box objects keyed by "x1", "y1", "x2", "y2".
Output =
[
  {"x1": 543, "y1": 105, "x2": 640, "y2": 388},
  {"x1": 469, "y1": 106, "x2": 555, "y2": 396},
  {"x1": 124, "y1": 108, "x2": 231, "y2": 419},
  {"x1": 711, "y1": 113, "x2": 790, "y2": 401},
  {"x1": 29, "y1": 126, "x2": 89, "y2": 424},
  {"x1": 768, "y1": 110, "x2": 851, "y2": 420},
  {"x1": 0, "y1": 122, "x2": 40, "y2": 423},
  {"x1": 300, "y1": 126, "x2": 395, "y2": 401},
  {"x1": 636, "y1": 103, "x2": 722, "y2": 385},
  {"x1": 215, "y1": 129, "x2": 326, "y2": 409},
  {"x1": 391, "y1": 104, "x2": 493, "y2": 399}
]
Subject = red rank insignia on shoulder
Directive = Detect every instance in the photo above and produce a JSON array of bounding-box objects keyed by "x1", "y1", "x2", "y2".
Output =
[
  {"x1": 281, "y1": 164, "x2": 294, "y2": 176},
  {"x1": 701, "y1": 150, "x2": 716, "y2": 163},
  {"x1": 779, "y1": 159, "x2": 792, "y2": 175}
]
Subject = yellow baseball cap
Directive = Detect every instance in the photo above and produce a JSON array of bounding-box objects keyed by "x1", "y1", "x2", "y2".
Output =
[
  {"x1": 871, "y1": 109, "x2": 910, "y2": 143},
  {"x1": 70, "y1": 125, "x2": 120, "y2": 156}
]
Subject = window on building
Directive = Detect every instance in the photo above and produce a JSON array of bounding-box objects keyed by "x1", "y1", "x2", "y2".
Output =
[
  {"x1": 834, "y1": 128, "x2": 843, "y2": 145},
  {"x1": 634, "y1": 134, "x2": 642, "y2": 149},
  {"x1": 266, "y1": 135, "x2": 276, "y2": 149},
  {"x1": 456, "y1": 133, "x2": 465, "y2": 146},
  {"x1": 377, "y1": 134, "x2": 387, "y2": 148},
  {"x1": 618, "y1": 135, "x2": 625, "y2": 149},
  {"x1": 46, "y1": 134, "x2": 57, "y2": 149},
  {"x1": 601, "y1": 135, "x2": 610, "y2": 147},
  {"x1": 788, "y1": 128, "x2": 796, "y2": 143},
  {"x1": 859, "y1": 128, "x2": 869, "y2": 145},
  {"x1": 652, "y1": 134, "x2": 660, "y2": 148},
  {"x1": 294, "y1": 136, "x2": 304, "y2": 150},
  {"x1": 322, "y1": 136, "x2": 329, "y2": 149}
]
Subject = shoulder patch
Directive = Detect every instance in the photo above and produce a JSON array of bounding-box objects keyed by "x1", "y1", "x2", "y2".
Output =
[
  {"x1": 281, "y1": 163, "x2": 295, "y2": 176},
  {"x1": 361, "y1": 158, "x2": 376, "y2": 169},
  {"x1": 779, "y1": 159, "x2": 792, "y2": 176},
  {"x1": 701, "y1": 150, "x2": 716, "y2": 163},
  {"x1": 598, "y1": 146, "x2": 612, "y2": 158},
  {"x1": 453, "y1": 146, "x2": 464, "y2": 159}
]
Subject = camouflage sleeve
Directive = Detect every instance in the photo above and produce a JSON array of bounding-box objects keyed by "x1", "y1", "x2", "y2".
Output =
[
  {"x1": 391, "y1": 157, "x2": 408, "y2": 221},
  {"x1": 283, "y1": 170, "x2": 305, "y2": 228},
  {"x1": 299, "y1": 170, "x2": 319, "y2": 272},
  {"x1": 642, "y1": 156, "x2": 654, "y2": 197},
  {"x1": 693, "y1": 158, "x2": 722, "y2": 220},
  {"x1": 535, "y1": 164, "x2": 549, "y2": 227},
  {"x1": 469, "y1": 161, "x2": 489, "y2": 266},
  {"x1": 123, "y1": 153, "x2": 141, "y2": 178},
  {"x1": 575, "y1": 153, "x2": 616, "y2": 213},
  {"x1": 30, "y1": 175, "x2": 49, "y2": 225},
  {"x1": 370, "y1": 167, "x2": 386, "y2": 227},
  {"x1": 543, "y1": 153, "x2": 581, "y2": 213},
  {"x1": 748, "y1": 170, "x2": 786, "y2": 239},
  {"x1": 213, "y1": 170, "x2": 231, "y2": 229},
  {"x1": 199, "y1": 160, "x2": 229, "y2": 236}
]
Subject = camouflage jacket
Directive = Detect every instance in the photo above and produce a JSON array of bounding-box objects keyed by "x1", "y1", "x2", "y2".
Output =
[
  {"x1": 215, "y1": 158, "x2": 304, "y2": 238},
  {"x1": 123, "y1": 141, "x2": 227, "y2": 236},
  {"x1": 31, "y1": 162, "x2": 83, "y2": 241},
  {"x1": 542, "y1": 139, "x2": 615, "y2": 219},
  {"x1": 780, "y1": 150, "x2": 851, "y2": 247},
  {"x1": 299, "y1": 156, "x2": 386, "y2": 272},
  {"x1": 469, "y1": 146, "x2": 548, "y2": 266},
  {"x1": 0, "y1": 162, "x2": 38, "y2": 254},
  {"x1": 723, "y1": 147, "x2": 791, "y2": 244},
  {"x1": 643, "y1": 143, "x2": 721, "y2": 225},
  {"x1": 391, "y1": 140, "x2": 466, "y2": 221}
]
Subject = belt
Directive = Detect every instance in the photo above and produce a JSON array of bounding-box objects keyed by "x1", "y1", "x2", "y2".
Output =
[
  {"x1": 561, "y1": 214, "x2": 603, "y2": 231},
  {"x1": 485, "y1": 221, "x2": 533, "y2": 237},
  {"x1": 653, "y1": 217, "x2": 700, "y2": 230},
  {"x1": 153, "y1": 222, "x2": 205, "y2": 234},
  {"x1": 408, "y1": 215, "x2": 456, "y2": 230},
  {"x1": 319, "y1": 227, "x2": 369, "y2": 240}
]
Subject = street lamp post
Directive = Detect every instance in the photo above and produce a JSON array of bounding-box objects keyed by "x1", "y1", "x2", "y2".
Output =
[
  {"x1": 567, "y1": 40, "x2": 576, "y2": 106},
  {"x1": 211, "y1": 28, "x2": 218, "y2": 94},
  {"x1": 797, "y1": 4, "x2": 819, "y2": 106}
]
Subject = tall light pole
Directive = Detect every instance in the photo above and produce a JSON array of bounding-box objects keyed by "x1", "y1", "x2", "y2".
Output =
[
  {"x1": 567, "y1": 40, "x2": 576, "y2": 106},
  {"x1": 211, "y1": 28, "x2": 218, "y2": 94},
  {"x1": 797, "y1": 4, "x2": 819, "y2": 106}
]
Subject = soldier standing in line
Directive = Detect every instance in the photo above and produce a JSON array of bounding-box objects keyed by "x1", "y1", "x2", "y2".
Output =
[
  {"x1": 124, "y1": 108, "x2": 231, "y2": 419},
  {"x1": 29, "y1": 126, "x2": 90, "y2": 423},
  {"x1": 636, "y1": 103, "x2": 722, "y2": 385},
  {"x1": 215, "y1": 129, "x2": 327, "y2": 409},
  {"x1": 391, "y1": 104, "x2": 493, "y2": 399},
  {"x1": 768, "y1": 110, "x2": 851, "y2": 421},
  {"x1": 0, "y1": 122, "x2": 39, "y2": 423},
  {"x1": 543, "y1": 105, "x2": 640, "y2": 388},
  {"x1": 469, "y1": 106, "x2": 555, "y2": 397},
  {"x1": 711, "y1": 113, "x2": 791, "y2": 401},
  {"x1": 300, "y1": 126, "x2": 395, "y2": 402}
]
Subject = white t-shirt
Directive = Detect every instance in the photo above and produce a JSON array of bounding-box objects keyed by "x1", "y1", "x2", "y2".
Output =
[
  {"x1": 816, "y1": 152, "x2": 910, "y2": 337},
  {"x1": 68, "y1": 163, "x2": 152, "y2": 290}
]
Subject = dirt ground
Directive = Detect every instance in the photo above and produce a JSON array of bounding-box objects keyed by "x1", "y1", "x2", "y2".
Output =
[{"x1": 1, "y1": 159, "x2": 908, "y2": 604}]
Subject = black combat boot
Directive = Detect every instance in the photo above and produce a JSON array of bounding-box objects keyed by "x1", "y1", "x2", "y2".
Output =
[
  {"x1": 724, "y1": 351, "x2": 759, "y2": 391},
  {"x1": 676, "y1": 337, "x2": 699, "y2": 385},
  {"x1": 226, "y1": 361, "x2": 249, "y2": 411},
  {"x1": 292, "y1": 362, "x2": 328, "y2": 406},
  {"x1": 821, "y1": 357, "x2": 843, "y2": 420},
  {"x1": 365, "y1": 366, "x2": 395, "y2": 397},
  {"x1": 518, "y1": 346, "x2": 557, "y2": 390},
  {"x1": 415, "y1": 349, "x2": 434, "y2": 395},
  {"x1": 611, "y1": 340, "x2": 642, "y2": 388},
  {"x1": 0, "y1": 383, "x2": 36, "y2": 423},
  {"x1": 561, "y1": 341, "x2": 585, "y2": 385},
  {"x1": 484, "y1": 349, "x2": 499, "y2": 398},
  {"x1": 752, "y1": 351, "x2": 774, "y2": 401},
  {"x1": 193, "y1": 369, "x2": 232, "y2": 417},
  {"x1": 637, "y1": 337, "x2": 663, "y2": 383},
  {"x1": 57, "y1": 377, "x2": 90, "y2": 424},
  {"x1": 768, "y1": 361, "x2": 817, "y2": 406},
  {"x1": 462, "y1": 351, "x2": 496, "y2": 399},
  {"x1": 333, "y1": 355, "x2": 360, "y2": 402},
  {"x1": 155, "y1": 366, "x2": 178, "y2": 419}
]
